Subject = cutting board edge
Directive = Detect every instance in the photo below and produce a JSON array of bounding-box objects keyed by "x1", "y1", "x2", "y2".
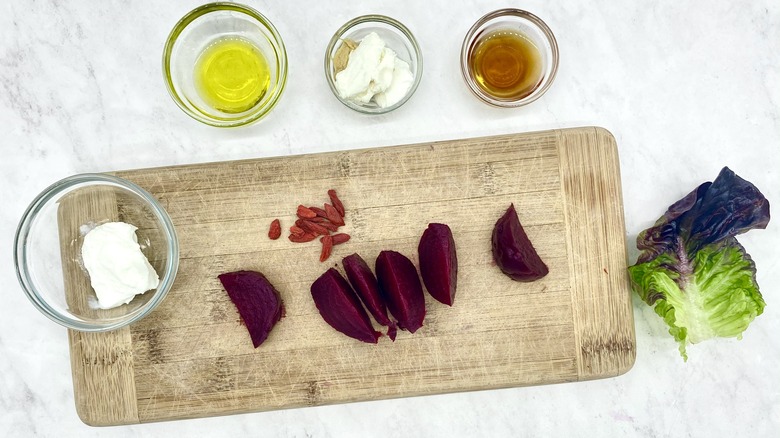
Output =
[
  {"x1": 556, "y1": 127, "x2": 637, "y2": 382},
  {"x1": 134, "y1": 372, "x2": 582, "y2": 424},
  {"x1": 600, "y1": 126, "x2": 638, "y2": 379},
  {"x1": 69, "y1": 327, "x2": 140, "y2": 427},
  {"x1": 105, "y1": 128, "x2": 567, "y2": 176}
]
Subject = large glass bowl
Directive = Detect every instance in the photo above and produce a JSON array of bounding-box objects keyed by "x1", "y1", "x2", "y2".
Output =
[
  {"x1": 14, "y1": 174, "x2": 179, "y2": 332},
  {"x1": 163, "y1": 2, "x2": 288, "y2": 127}
]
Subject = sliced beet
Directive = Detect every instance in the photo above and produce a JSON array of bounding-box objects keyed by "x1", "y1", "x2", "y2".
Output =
[
  {"x1": 310, "y1": 268, "x2": 381, "y2": 344},
  {"x1": 343, "y1": 253, "x2": 398, "y2": 339},
  {"x1": 375, "y1": 251, "x2": 426, "y2": 333},
  {"x1": 218, "y1": 270, "x2": 285, "y2": 348},
  {"x1": 386, "y1": 325, "x2": 397, "y2": 341},
  {"x1": 491, "y1": 203, "x2": 549, "y2": 282},
  {"x1": 343, "y1": 253, "x2": 393, "y2": 325},
  {"x1": 418, "y1": 223, "x2": 458, "y2": 306}
]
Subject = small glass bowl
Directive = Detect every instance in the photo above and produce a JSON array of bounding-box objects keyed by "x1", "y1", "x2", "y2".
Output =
[
  {"x1": 14, "y1": 174, "x2": 179, "y2": 332},
  {"x1": 163, "y1": 2, "x2": 288, "y2": 127},
  {"x1": 461, "y1": 9, "x2": 559, "y2": 108},
  {"x1": 324, "y1": 15, "x2": 423, "y2": 114}
]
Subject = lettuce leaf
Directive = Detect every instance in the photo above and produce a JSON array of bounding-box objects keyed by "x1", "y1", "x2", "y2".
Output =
[{"x1": 628, "y1": 167, "x2": 770, "y2": 360}]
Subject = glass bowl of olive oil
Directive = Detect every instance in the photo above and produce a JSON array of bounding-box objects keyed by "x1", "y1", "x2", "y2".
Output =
[
  {"x1": 163, "y1": 2, "x2": 287, "y2": 127},
  {"x1": 461, "y1": 9, "x2": 558, "y2": 108}
]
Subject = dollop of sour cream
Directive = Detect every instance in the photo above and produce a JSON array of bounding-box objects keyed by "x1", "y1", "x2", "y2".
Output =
[
  {"x1": 334, "y1": 32, "x2": 415, "y2": 108},
  {"x1": 81, "y1": 222, "x2": 160, "y2": 309}
]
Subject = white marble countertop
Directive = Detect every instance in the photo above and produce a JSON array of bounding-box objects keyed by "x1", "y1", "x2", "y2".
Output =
[{"x1": 2, "y1": 0, "x2": 779, "y2": 436}]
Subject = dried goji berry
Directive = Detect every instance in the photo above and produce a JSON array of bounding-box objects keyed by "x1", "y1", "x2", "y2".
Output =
[
  {"x1": 296, "y1": 219, "x2": 323, "y2": 235},
  {"x1": 331, "y1": 233, "x2": 351, "y2": 245},
  {"x1": 302, "y1": 219, "x2": 330, "y2": 236},
  {"x1": 296, "y1": 205, "x2": 317, "y2": 219},
  {"x1": 297, "y1": 219, "x2": 329, "y2": 234},
  {"x1": 322, "y1": 222, "x2": 340, "y2": 232},
  {"x1": 295, "y1": 219, "x2": 310, "y2": 231},
  {"x1": 308, "y1": 217, "x2": 339, "y2": 231},
  {"x1": 268, "y1": 219, "x2": 281, "y2": 240},
  {"x1": 289, "y1": 225, "x2": 305, "y2": 236},
  {"x1": 309, "y1": 206, "x2": 328, "y2": 218},
  {"x1": 328, "y1": 189, "x2": 345, "y2": 217},
  {"x1": 324, "y1": 203, "x2": 345, "y2": 226},
  {"x1": 320, "y1": 235, "x2": 333, "y2": 262},
  {"x1": 289, "y1": 233, "x2": 317, "y2": 243}
]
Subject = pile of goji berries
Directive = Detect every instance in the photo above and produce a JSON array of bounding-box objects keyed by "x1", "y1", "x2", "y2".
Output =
[{"x1": 267, "y1": 189, "x2": 350, "y2": 262}]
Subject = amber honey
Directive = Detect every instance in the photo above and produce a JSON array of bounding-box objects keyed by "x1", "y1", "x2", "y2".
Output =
[{"x1": 469, "y1": 29, "x2": 543, "y2": 100}]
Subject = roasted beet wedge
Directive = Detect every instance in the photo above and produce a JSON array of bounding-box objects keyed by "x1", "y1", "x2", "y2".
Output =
[
  {"x1": 418, "y1": 223, "x2": 458, "y2": 306},
  {"x1": 492, "y1": 204, "x2": 549, "y2": 282},
  {"x1": 218, "y1": 270, "x2": 285, "y2": 348},
  {"x1": 375, "y1": 251, "x2": 426, "y2": 333},
  {"x1": 343, "y1": 253, "x2": 398, "y2": 340},
  {"x1": 310, "y1": 268, "x2": 381, "y2": 344}
]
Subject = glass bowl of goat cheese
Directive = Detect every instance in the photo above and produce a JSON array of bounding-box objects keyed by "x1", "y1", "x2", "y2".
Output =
[
  {"x1": 14, "y1": 174, "x2": 179, "y2": 332},
  {"x1": 325, "y1": 15, "x2": 423, "y2": 114}
]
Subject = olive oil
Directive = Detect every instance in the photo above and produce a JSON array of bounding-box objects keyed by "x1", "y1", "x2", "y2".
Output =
[
  {"x1": 194, "y1": 38, "x2": 271, "y2": 114},
  {"x1": 469, "y1": 29, "x2": 543, "y2": 100}
]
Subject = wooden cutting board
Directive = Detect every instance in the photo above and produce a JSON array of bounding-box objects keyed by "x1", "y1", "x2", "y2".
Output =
[{"x1": 63, "y1": 127, "x2": 635, "y2": 426}]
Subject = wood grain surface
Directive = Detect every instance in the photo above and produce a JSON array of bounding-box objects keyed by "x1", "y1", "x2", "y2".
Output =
[{"x1": 62, "y1": 127, "x2": 635, "y2": 426}]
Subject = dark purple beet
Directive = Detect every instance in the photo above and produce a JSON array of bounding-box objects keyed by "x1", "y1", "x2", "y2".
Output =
[
  {"x1": 343, "y1": 253, "x2": 398, "y2": 340},
  {"x1": 418, "y1": 223, "x2": 458, "y2": 306},
  {"x1": 386, "y1": 325, "x2": 397, "y2": 341},
  {"x1": 218, "y1": 270, "x2": 284, "y2": 348},
  {"x1": 375, "y1": 251, "x2": 425, "y2": 333},
  {"x1": 492, "y1": 204, "x2": 549, "y2": 282},
  {"x1": 310, "y1": 268, "x2": 381, "y2": 344}
]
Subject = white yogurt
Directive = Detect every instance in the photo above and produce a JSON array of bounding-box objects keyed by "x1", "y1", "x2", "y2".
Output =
[
  {"x1": 373, "y1": 58, "x2": 414, "y2": 108},
  {"x1": 81, "y1": 222, "x2": 160, "y2": 309}
]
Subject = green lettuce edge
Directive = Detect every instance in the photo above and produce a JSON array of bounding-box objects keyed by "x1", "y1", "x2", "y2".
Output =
[{"x1": 628, "y1": 241, "x2": 765, "y2": 361}]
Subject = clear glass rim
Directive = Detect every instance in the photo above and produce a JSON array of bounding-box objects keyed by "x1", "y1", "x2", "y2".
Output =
[
  {"x1": 460, "y1": 8, "x2": 559, "y2": 108},
  {"x1": 13, "y1": 173, "x2": 180, "y2": 332},
  {"x1": 324, "y1": 14, "x2": 424, "y2": 115},
  {"x1": 162, "y1": 2, "x2": 288, "y2": 128}
]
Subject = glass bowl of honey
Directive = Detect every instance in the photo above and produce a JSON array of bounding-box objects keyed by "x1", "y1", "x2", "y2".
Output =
[
  {"x1": 163, "y1": 2, "x2": 288, "y2": 127},
  {"x1": 461, "y1": 9, "x2": 558, "y2": 108}
]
